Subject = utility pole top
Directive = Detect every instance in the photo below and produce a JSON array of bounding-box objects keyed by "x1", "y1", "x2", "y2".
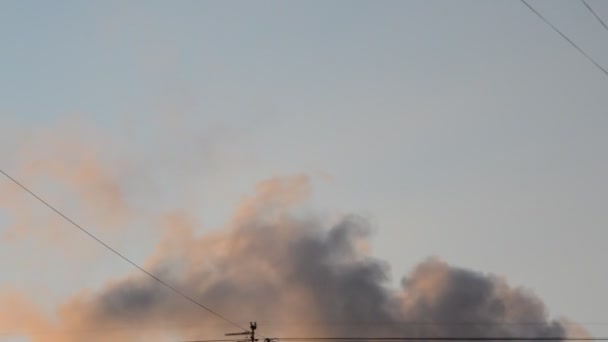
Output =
[
  {"x1": 250, "y1": 321, "x2": 257, "y2": 342},
  {"x1": 225, "y1": 321, "x2": 258, "y2": 342}
]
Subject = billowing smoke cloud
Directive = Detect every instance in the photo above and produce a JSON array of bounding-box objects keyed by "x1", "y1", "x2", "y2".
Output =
[{"x1": 0, "y1": 176, "x2": 587, "y2": 342}]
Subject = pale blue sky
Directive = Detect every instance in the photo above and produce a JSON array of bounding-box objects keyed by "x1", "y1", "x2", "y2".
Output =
[{"x1": 2, "y1": 0, "x2": 608, "y2": 340}]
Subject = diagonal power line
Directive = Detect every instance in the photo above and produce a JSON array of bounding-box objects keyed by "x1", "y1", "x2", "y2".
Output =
[
  {"x1": 581, "y1": 0, "x2": 608, "y2": 33},
  {"x1": 520, "y1": 0, "x2": 608, "y2": 78},
  {"x1": 0, "y1": 168, "x2": 248, "y2": 333}
]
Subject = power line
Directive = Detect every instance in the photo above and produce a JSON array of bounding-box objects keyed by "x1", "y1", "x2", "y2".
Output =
[
  {"x1": 277, "y1": 338, "x2": 605, "y2": 340},
  {"x1": 171, "y1": 340, "x2": 245, "y2": 342},
  {"x1": 520, "y1": 0, "x2": 608, "y2": 78},
  {"x1": 254, "y1": 321, "x2": 608, "y2": 327},
  {"x1": 7, "y1": 321, "x2": 608, "y2": 338},
  {"x1": 182, "y1": 338, "x2": 608, "y2": 342},
  {"x1": 581, "y1": 0, "x2": 608, "y2": 33},
  {"x1": 271, "y1": 338, "x2": 605, "y2": 341},
  {"x1": 0, "y1": 168, "x2": 248, "y2": 333}
]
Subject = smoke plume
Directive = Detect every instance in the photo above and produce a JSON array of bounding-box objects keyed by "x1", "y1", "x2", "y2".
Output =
[{"x1": 0, "y1": 176, "x2": 587, "y2": 342}]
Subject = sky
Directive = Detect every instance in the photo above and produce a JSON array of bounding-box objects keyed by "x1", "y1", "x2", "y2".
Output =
[{"x1": 1, "y1": 0, "x2": 608, "y2": 341}]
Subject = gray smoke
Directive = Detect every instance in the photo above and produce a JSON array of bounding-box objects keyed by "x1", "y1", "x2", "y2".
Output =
[{"x1": 56, "y1": 213, "x2": 581, "y2": 342}]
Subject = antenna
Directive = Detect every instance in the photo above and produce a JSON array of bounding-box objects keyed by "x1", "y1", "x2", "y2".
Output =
[
  {"x1": 250, "y1": 322, "x2": 257, "y2": 342},
  {"x1": 226, "y1": 321, "x2": 258, "y2": 342}
]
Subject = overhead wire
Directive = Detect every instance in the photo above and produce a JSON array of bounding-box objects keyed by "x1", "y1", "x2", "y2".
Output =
[
  {"x1": 6, "y1": 321, "x2": 608, "y2": 339},
  {"x1": 253, "y1": 321, "x2": 608, "y2": 327},
  {"x1": 181, "y1": 338, "x2": 608, "y2": 342},
  {"x1": 276, "y1": 338, "x2": 608, "y2": 341},
  {"x1": 520, "y1": 0, "x2": 608, "y2": 77},
  {"x1": 0, "y1": 168, "x2": 248, "y2": 333},
  {"x1": 581, "y1": 0, "x2": 608, "y2": 33}
]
